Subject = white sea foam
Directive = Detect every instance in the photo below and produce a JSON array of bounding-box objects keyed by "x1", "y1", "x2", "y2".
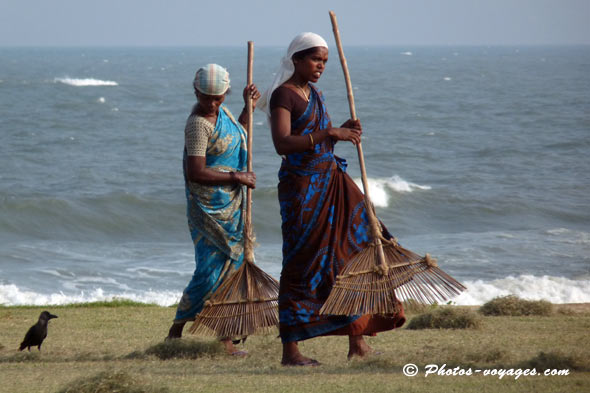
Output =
[
  {"x1": 547, "y1": 228, "x2": 570, "y2": 235},
  {"x1": 444, "y1": 77, "x2": 452, "y2": 81},
  {"x1": 126, "y1": 266, "x2": 186, "y2": 279},
  {"x1": 2, "y1": 275, "x2": 589, "y2": 306},
  {"x1": 353, "y1": 177, "x2": 389, "y2": 207},
  {"x1": 54, "y1": 77, "x2": 118, "y2": 87},
  {"x1": 452, "y1": 275, "x2": 590, "y2": 305},
  {"x1": 546, "y1": 228, "x2": 590, "y2": 245},
  {"x1": 0, "y1": 284, "x2": 180, "y2": 307},
  {"x1": 401, "y1": 51, "x2": 413, "y2": 56},
  {"x1": 98, "y1": 97, "x2": 106, "y2": 103},
  {"x1": 386, "y1": 175, "x2": 431, "y2": 192},
  {"x1": 352, "y1": 175, "x2": 432, "y2": 207}
]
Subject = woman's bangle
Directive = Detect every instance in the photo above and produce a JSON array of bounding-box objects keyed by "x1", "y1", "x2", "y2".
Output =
[{"x1": 308, "y1": 133, "x2": 314, "y2": 149}]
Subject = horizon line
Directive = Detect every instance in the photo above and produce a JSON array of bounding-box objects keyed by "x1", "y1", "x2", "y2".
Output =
[{"x1": 2, "y1": 43, "x2": 589, "y2": 48}]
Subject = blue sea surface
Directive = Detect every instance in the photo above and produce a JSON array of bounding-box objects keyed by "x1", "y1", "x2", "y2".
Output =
[{"x1": 0, "y1": 46, "x2": 589, "y2": 305}]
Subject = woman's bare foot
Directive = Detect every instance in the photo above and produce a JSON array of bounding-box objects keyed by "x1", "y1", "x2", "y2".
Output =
[
  {"x1": 281, "y1": 341, "x2": 320, "y2": 366},
  {"x1": 221, "y1": 338, "x2": 248, "y2": 357},
  {"x1": 166, "y1": 322, "x2": 185, "y2": 340},
  {"x1": 347, "y1": 335, "x2": 373, "y2": 360}
]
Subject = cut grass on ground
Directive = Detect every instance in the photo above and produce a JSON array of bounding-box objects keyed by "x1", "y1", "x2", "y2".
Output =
[{"x1": 57, "y1": 370, "x2": 171, "y2": 393}]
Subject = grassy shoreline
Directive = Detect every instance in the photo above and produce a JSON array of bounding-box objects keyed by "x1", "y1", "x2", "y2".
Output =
[{"x1": 1, "y1": 302, "x2": 589, "y2": 393}]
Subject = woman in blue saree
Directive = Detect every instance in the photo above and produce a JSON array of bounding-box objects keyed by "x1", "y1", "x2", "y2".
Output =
[
  {"x1": 167, "y1": 64, "x2": 260, "y2": 356},
  {"x1": 259, "y1": 33, "x2": 406, "y2": 366}
]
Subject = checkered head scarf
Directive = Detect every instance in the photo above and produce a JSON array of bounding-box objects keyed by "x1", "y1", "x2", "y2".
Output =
[{"x1": 193, "y1": 64, "x2": 230, "y2": 96}]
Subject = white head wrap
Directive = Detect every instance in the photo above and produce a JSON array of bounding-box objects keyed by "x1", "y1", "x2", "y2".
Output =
[{"x1": 258, "y1": 32, "x2": 328, "y2": 116}]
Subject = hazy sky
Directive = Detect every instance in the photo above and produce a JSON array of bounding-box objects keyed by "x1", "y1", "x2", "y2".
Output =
[{"x1": 1, "y1": 0, "x2": 589, "y2": 46}]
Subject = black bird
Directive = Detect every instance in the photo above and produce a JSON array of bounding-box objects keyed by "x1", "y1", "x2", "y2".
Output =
[{"x1": 19, "y1": 311, "x2": 58, "y2": 351}]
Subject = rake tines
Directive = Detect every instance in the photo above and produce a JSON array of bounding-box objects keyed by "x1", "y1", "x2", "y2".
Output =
[
  {"x1": 383, "y1": 247, "x2": 466, "y2": 305},
  {"x1": 319, "y1": 242, "x2": 412, "y2": 315},
  {"x1": 320, "y1": 237, "x2": 466, "y2": 316},
  {"x1": 189, "y1": 261, "x2": 279, "y2": 337}
]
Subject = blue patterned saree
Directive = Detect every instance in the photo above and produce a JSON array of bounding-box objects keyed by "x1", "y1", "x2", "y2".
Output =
[{"x1": 174, "y1": 105, "x2": 247, "y2": 323}]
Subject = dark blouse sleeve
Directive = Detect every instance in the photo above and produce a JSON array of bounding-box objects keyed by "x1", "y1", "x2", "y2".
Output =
[
  {"x1": 270, "y1": 86, "x2": 295, "y2": 112},
  {"x1": 270, "y1": 86, "x2": 307, "y2": 122}
]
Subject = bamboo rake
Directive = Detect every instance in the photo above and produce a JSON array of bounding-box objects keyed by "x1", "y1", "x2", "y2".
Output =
[
  {"x1": 329, "y1": 10, "x2": 389, "y2": 276},
  {"x1": 320, "y1": 11, "x2": 465, "y2": 316}
]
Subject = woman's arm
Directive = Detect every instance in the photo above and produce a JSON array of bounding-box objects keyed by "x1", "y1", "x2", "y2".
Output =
[
  {"x1": 270, "y1": 107, "x2": 362, "y2": 156},
  {"x1": 237, "y1": 84, "x2": 261, "y2": 127},
  {"x1": 186, "y1": 156, "x2": 256, "y2": 189}
]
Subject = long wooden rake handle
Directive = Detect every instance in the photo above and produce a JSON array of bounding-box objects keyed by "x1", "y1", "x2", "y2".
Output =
[
  {"x1": 329, "y1": 11, "x2": 388, "y2": 274},
  {"x1": 244, "y1": 41, "x2": 255, "y2": 263}
]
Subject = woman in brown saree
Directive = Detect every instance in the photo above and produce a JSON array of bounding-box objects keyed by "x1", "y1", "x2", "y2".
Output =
[{"x1": 259, "y1": 33, "x2": 406, "y2": 366}]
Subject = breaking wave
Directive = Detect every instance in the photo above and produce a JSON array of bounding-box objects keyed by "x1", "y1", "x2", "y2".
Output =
[
  {"x1": 353, "y1": 175, "x2": 432, "y2": 207},
  {"x1": 54, "y1": 77, "x2": 118, "y2": 87}
]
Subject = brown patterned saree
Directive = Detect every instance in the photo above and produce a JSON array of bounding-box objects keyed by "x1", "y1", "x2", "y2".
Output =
[{"x1": 275, "y1": 85, "x2": 405, "y2": 343}]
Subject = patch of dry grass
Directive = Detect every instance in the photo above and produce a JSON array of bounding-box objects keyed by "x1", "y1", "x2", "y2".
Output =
[
  {"x1": 518, "y1": 351, "x2": 588, "y2": 371},
  {"x1": 479, "y1": 295, "x2": 553, "y2": 316},
  {"x1": 57, "y1": 370, "x2": 169, "y2": 393},
  {"x1": 406, "y1": 307, "x2": 482, "y2": 330},
  {"x1": 143, "y1": 338, "x2": 223, "y2": 360}
]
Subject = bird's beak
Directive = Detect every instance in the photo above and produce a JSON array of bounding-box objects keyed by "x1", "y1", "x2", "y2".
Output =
[{"x1": 49, "y1": 314, "x2": 58, "y2": 319}]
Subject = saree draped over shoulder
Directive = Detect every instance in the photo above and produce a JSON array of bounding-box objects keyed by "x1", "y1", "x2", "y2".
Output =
[
  {"x1": 175, "y1": 105, "x2": 247, "y2": 323},
  {"x1": 278, "y1": 85, "x2": 405, "y2": 343}
]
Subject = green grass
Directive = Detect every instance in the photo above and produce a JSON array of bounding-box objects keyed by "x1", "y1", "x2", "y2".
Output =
[
  {"x1": 0, "y1": 299, "x2": 163, "y2": 309},
  {"x1": 0, "y1": 302, "x2": 588, "y2": 393}
]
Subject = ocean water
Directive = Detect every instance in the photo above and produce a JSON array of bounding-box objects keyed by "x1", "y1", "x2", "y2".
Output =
[{"x1": 1, "y1": 46, "x2": 589, "y2": 306}]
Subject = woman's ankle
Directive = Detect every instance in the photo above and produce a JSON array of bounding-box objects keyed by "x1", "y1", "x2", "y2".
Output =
[
  {"x1": 348, "y1": 335, "x2": 372, "y2": 359},
  {"x1": 166, "y1": 322, "x2": 185, "y2": 339}
]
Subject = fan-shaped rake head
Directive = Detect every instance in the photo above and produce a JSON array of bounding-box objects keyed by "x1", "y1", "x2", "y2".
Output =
[
  {"x1": 189, "y1": 261, "x2": 279, "y2": 337},
  {"x1": 320, "y1": 240, "x2": 465, "y2": 316}
]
